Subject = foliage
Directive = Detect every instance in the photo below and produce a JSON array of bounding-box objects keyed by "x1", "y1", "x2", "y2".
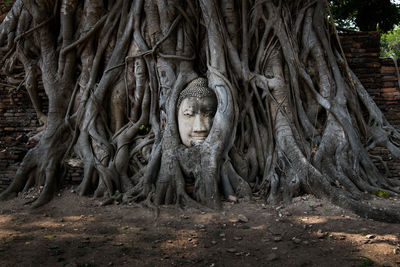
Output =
[
  {"x1": 381, "y1": 26, "x2": 400, "y2": 58},
  {"x1": 0, "y1": 0, "x2": 14, "y2": 22},
  {"x1": 330, "y1": 0, "x2": 400, "y2": 32}
]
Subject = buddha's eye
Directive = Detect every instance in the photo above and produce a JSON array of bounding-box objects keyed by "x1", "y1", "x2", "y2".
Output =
[{"x1": 202, "y1": 110, "x2": 215, "y2": 117}]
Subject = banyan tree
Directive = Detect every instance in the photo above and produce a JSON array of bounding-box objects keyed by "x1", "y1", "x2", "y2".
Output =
[{"x1": 1, "y1": 0, "x2": 400, "y2": 222}]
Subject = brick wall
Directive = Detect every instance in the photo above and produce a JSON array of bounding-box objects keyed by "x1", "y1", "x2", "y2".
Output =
[
  {"x1": 340, "y1": 31, "x2": 400, "y2": 180},
  {"x1": 340, "y1": 32, "x2": 400, "y2": 130},
  {"x1": 0, "y1": 69, "x2": 82, "y2": 190},
  {"x1": 0, "y1": 67, "x2": 47, "y2": 189},
  {"x1": 340, "y1": 31, "x2": 382, "y2": 97},
  {"x1": 373, "y1": 59, "x2": 400, "y2": 179},
  {"x1": 379, "y1": 59, "x2": 400, "y2": 128}
]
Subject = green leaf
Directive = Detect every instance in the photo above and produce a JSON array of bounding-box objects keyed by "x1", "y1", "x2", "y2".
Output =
[{"x1": 371, "y1": 190, "x2": 390, "y2": 198}]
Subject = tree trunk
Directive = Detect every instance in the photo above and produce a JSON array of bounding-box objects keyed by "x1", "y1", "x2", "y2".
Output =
[{"x1": 1, "y1": 0, "x2": 400, "y2": 222}]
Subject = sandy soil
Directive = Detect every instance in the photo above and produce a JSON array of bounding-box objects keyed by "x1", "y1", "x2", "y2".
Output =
[{"x1": 0, "y1": 188, "x2": 399, "y2": 267}]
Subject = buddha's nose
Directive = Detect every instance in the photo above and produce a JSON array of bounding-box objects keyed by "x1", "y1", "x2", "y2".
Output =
[{"x1": 193, "y1": 114, "x2": 207, "y2": 133}]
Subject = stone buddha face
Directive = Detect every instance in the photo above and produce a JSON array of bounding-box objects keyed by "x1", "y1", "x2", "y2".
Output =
[{"x1": 177, "y1": 78, "x2": 217, "y2": 147}]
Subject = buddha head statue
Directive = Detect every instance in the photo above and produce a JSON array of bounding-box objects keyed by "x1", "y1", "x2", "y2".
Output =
[{"x1": 177, "y1": 77, "x2": 217, "y2": 147}]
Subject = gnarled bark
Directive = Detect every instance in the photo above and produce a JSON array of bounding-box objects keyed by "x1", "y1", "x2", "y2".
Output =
[{"x1": 1, "y1": 0, "x2": 400, "y2": 222}]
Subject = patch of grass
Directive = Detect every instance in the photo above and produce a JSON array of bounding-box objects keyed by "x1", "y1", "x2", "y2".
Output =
[
  {"x1": 356, "y1": 257, "x2": 374, "y2": 267},
  {"x1": 215, "y1": 231, "x2": 221, "y2": 238}
]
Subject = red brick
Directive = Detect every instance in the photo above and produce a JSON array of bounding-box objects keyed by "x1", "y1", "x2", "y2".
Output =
[
  {"x1": 365, "y1": 63, "x2": 381, "y2": 68},
  {"x1": 381, "y1": 88, "x2": 398, "y2": 93},
  {"x1": 381, "y1": 66, "x2": 397, "y2": 72},
  {"x1": 383, "y1": 82, "x2": 396, "y2": 87},
  {"x1": 382, "y1": 91, "x2": 400, "y2": 97},
  {"x1": 382, "y1": 76, "x2": 398, "y2": 81}
]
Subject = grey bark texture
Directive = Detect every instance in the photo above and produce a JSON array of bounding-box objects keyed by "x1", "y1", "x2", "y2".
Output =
[{"x1": 1, "y1": 0, "x2": 400, "y2": 222}]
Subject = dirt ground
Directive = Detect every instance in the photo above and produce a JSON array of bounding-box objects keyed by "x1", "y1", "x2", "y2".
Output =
[{"x1": 0, "y1": 188, "x2": 399, "y2": 267}]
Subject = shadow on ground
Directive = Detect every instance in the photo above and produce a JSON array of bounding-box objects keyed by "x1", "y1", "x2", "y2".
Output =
[{"x1": 0, "y1": 190, "x2": 399, "y2": 266}]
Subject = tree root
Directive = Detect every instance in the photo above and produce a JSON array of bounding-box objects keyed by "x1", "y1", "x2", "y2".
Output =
[{"x1": 2, "y1": 0, "x2": 400, "y2": 223}]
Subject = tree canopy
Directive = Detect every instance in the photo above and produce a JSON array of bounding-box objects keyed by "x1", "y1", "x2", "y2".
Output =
[
  {"x1": 331, "y1": 0, "x2": 400, "y2": 32},
  {"x1": 381, "y1": 26, "x2": 400, "y2": 58}
]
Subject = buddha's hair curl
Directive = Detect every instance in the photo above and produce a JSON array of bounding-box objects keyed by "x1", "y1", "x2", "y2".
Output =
[{"x1": 177, "y1": 77, "x2": 216, "y2": 108}]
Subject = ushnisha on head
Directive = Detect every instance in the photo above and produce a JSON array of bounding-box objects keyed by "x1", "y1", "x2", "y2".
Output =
[{"x1": 177, "y1": 77, "x2": 218, "y2": 147}]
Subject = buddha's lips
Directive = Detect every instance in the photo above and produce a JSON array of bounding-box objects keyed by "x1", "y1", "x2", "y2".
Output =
[{"x1": 191, "y1": 136, "x2": 207, "y2": 140}]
